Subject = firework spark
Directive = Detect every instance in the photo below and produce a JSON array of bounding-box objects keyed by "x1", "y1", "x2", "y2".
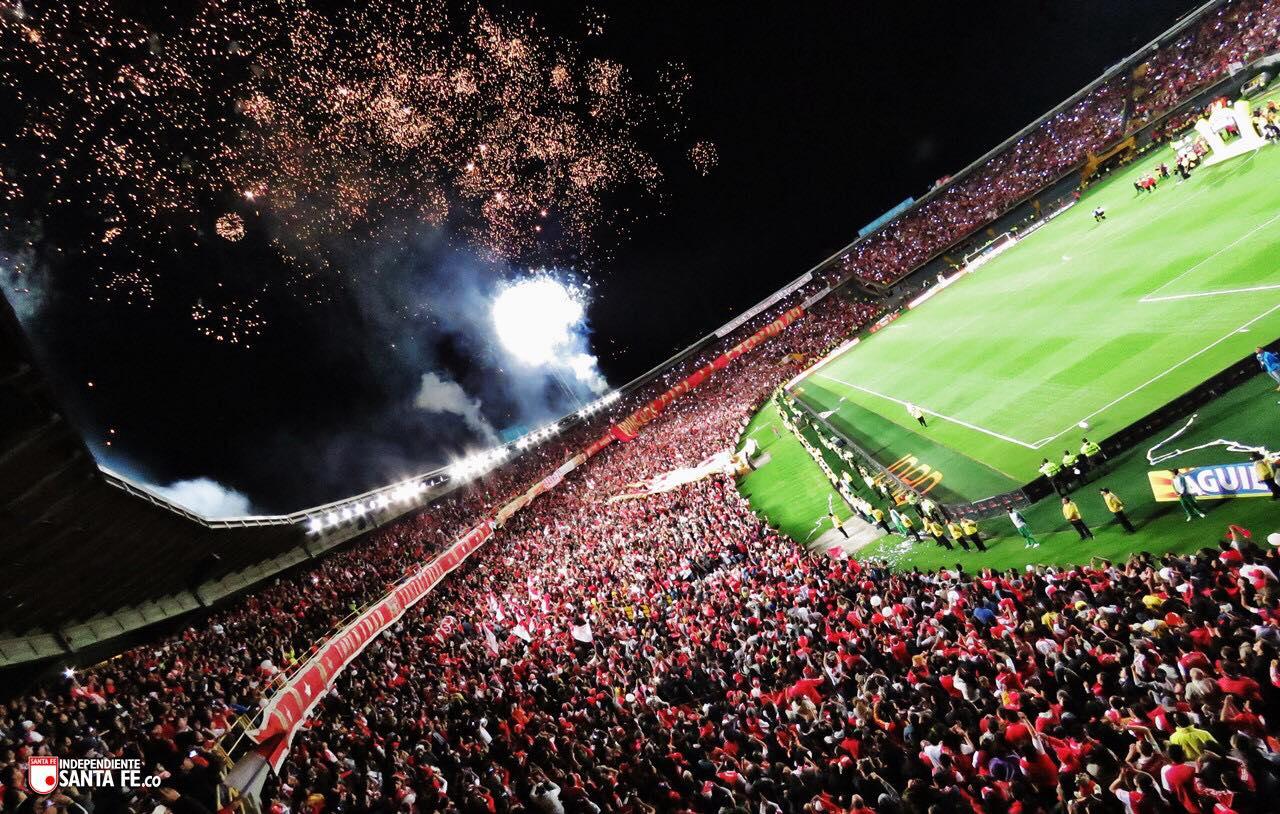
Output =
[
  {"x1": 215, "y1": 213, "x2": 246, "y2": 242},
  {"x1": 0, "y1": 0, "x2": 695, "y2": 341},
  {"x1": 689, "y1": 140, "x2": 719, "y2": 176}
]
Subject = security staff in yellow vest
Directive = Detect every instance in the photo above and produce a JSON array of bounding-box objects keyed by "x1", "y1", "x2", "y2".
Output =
[
  {"x1": 925, "y1": 518, "x2": 954, "y2": 550},
  {"x1": 870, "y1": 506, "x2": 892, "y2": 534},
  {"x1": 1062, "y1": 449, "x2": 1082, "y2": 490},
  {"x1": 1080, "y1": 437, "x2": 1103, "y2": 479},
  {"x1": 1099, "y1": 487, "x2": 1135, "y2": 533},
  {"x1": 1039, "y1": 458, "x2": 1065, "y2": 496},
  {"x1": 1252, "y1": 452, "x2": 1280, "y2": 500},
  {"x1": 828, "y1": 510, "x2": 849, "y2": 539},
  {"x1": 960, "y1": 516, "x2": 987, "y2": 552},
  {"x1": 1062, "y1": 496, "x2": 1094, "y2": 540},
  {"x1": 945, "y1": 519, "x2": 969, "y2": 552},
  {"x1": 898, "y1": 511, "x2": 922, "y2": 543}
]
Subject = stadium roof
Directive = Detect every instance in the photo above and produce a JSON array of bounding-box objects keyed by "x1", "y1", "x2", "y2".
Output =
[
  {"x1": 0, "y1": 292, "x2": 471, "y2": 664},
  {"x1": 0, "y1": 294, "x2": 297, "y2": 642}
]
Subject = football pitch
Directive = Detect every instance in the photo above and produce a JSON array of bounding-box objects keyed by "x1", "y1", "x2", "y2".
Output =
[{"x1": 792, "y1": 136, "x2": 1280, "y2": 503}]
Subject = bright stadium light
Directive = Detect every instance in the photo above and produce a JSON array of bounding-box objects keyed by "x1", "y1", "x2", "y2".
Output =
[{"x1": 307, "y1": 517, "x2": 323, "y2": 534}]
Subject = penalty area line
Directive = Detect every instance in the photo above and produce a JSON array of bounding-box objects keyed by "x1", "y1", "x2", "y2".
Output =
[
  {"x1": 1030, "y1": 299, "x2": 1280, "y2": 448},
  {"x1": 812, "y1": 373, "x2": 1041, "y2": 450},
  {"x1": 1141, "y1": 208, "x2": 1280, "y2": 301},
  {"x1": 1139, "y1": 283, "x2": 1280, "y2": 303}
]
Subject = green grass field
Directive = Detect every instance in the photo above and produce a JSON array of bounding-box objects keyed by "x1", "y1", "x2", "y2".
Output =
[
  {"x1": 736, "y1": 400, "x2": 854, "y2": 543},
  {"x1": 793, "y1": 138, "x2": 1280, "y2": 502},
  {"x1": 740, "y1": 373, "x2": 1280, "y2": 570}
]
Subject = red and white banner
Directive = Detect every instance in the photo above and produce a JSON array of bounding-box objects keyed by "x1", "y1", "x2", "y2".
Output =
[
  {"x1": 607, "y1": 448, "x2": 736, "y2": 502},
  {"x1": 606, "y1": 307, "x2": 804, "y2": 444},
  {"x1": 249, "y1": 521, "x2": 493, "y2": 772}
]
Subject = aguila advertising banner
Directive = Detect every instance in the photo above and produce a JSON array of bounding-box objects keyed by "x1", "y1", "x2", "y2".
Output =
[{"x1": 1147, "y1": 462, "x2": 1274, "y2": 501}]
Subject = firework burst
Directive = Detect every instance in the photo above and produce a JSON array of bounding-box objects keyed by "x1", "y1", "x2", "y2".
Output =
[
  {"x1": 215, "y1": 213, "x2": 246, "y2": 242},
  {"x1": 688, "y1": 141, "x2": 719, "y2": 176}
]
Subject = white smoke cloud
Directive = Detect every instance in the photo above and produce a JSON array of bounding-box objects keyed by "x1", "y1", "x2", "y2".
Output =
[
  {"x1": 414, "y1": 371, "x2": 500, "y2": 442},
  {"x1": 0, "y1": 246, "x2": 48, "y2": 323},
  {"x1": 489, "y1": 275, "x2": 609, "y2": 396},
  {"x1": 566, "y1": 352, "x2": 608, "y2": 394},
  {"x1": 151, "y1": 477, "x2": 254, "y2": 518}
]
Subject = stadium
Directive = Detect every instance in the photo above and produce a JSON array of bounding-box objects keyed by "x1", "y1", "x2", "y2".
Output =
[{"x1": 2, "y1": 2, "x2": 1280, "y2": 814}]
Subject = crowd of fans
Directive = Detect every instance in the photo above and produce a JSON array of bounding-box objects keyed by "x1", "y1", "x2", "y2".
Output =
[
  {"x1": 261, "y1": 296, "x2": 1280, "y2": 814},
  {"x1": 0, "y1": 284, "x2": 872, "y2": 814},
  {"x1": 839, "y1": 0, "x2": 1280, "y2": 287},
  {"x1": 3, "y1": 284, "x2": 1276, "y2": 814}
]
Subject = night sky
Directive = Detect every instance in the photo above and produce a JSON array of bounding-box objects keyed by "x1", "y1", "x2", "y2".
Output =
[{"x1": 0, "y1": 0, "x2": 1200, "y2": 513}]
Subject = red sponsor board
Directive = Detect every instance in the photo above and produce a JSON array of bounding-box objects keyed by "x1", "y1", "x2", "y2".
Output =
[
  {"x1": 608, "y1": 307, "x2": 804, "y2": 442},
  {"x1": 867, "y1": 310, "x2": 901, "y2": 333},
  {"x1": 585, "y1": 433, "x2": 616, "y2": 456}
]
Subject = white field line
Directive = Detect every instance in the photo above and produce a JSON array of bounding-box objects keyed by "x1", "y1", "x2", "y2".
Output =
[
  {"x1": 1028, "y1": 300, "x2": 1280, "y2": 448},
  {"x1": 1070, "y1": 150, "x2": 1259, "y2": 264},
  {"x1": 1141, "y1": 209, "x2": 1280, "y2": 301},
  {"x1": 1141, "y1": 283, "x2": 1280, "y2": 303},
  {"x1": 819, "y1": 301, "x2": 1280, "y2": 454},
  {"x1": 812, "y1": 372, "x2": 1041, "y2": 449}
]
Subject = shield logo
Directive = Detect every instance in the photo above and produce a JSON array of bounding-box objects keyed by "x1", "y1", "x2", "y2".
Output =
[{"x1": 28, "y1": 756, "x2": 58, "y2": 795}]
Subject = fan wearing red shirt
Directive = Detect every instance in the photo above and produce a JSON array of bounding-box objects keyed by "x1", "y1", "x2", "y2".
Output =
[{"x1": 1216, "y1": 663, "x2": 1262, "y2": 701}]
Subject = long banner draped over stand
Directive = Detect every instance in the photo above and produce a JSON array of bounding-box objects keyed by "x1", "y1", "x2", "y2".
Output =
[
  {"x1": 246, "y1": 304, "x2": 808, "y2": 774},
  {"x1": 248, "y1": 521, "x2": 494, "y2": 772},
  {"x1": 604, "y1": 307, "x2": 804, "y2": 446}
]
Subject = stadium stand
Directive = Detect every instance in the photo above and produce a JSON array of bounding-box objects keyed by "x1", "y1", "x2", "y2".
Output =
[
  {"x1": 0, "y1": 295, "x2": 301, "y2": 647},
  {"x1": 0, "y1": 291, "x2": 877, "y2": 810},
  {"x1": 0, "y1": 292, "x2": 491, "y2": 663},
  {"x1": 3, "y1": 276, "x2": 1278, "y2": 814},
  {"x1": 830, "y1": 0, "x2": 1280, "y2": 289}
]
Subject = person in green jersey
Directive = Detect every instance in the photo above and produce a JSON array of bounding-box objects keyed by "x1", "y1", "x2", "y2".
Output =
[
  {"x1": 1170, "y1": 469, "x2": 1207, "y2": 521},
  {"x1": 1008, "y1": 507, "x2": 1039, "y2": 548}
]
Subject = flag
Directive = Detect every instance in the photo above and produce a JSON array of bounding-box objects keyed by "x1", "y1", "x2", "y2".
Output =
[
  {"x1": 479, "y1": 623, "x2": 499, "y2": 657},
  {"x1": 571, "y1": 618, "x2": 594, "y2": 643},
  {"x1": 512, "y1": 623, "x2": 533, "y2": 643},
  {"x1": 487, "y1": 594, "x2": 505, "y2": 621},
  {"x1": 433, "y1": 615, "x2": 458, "y2": 644}
]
